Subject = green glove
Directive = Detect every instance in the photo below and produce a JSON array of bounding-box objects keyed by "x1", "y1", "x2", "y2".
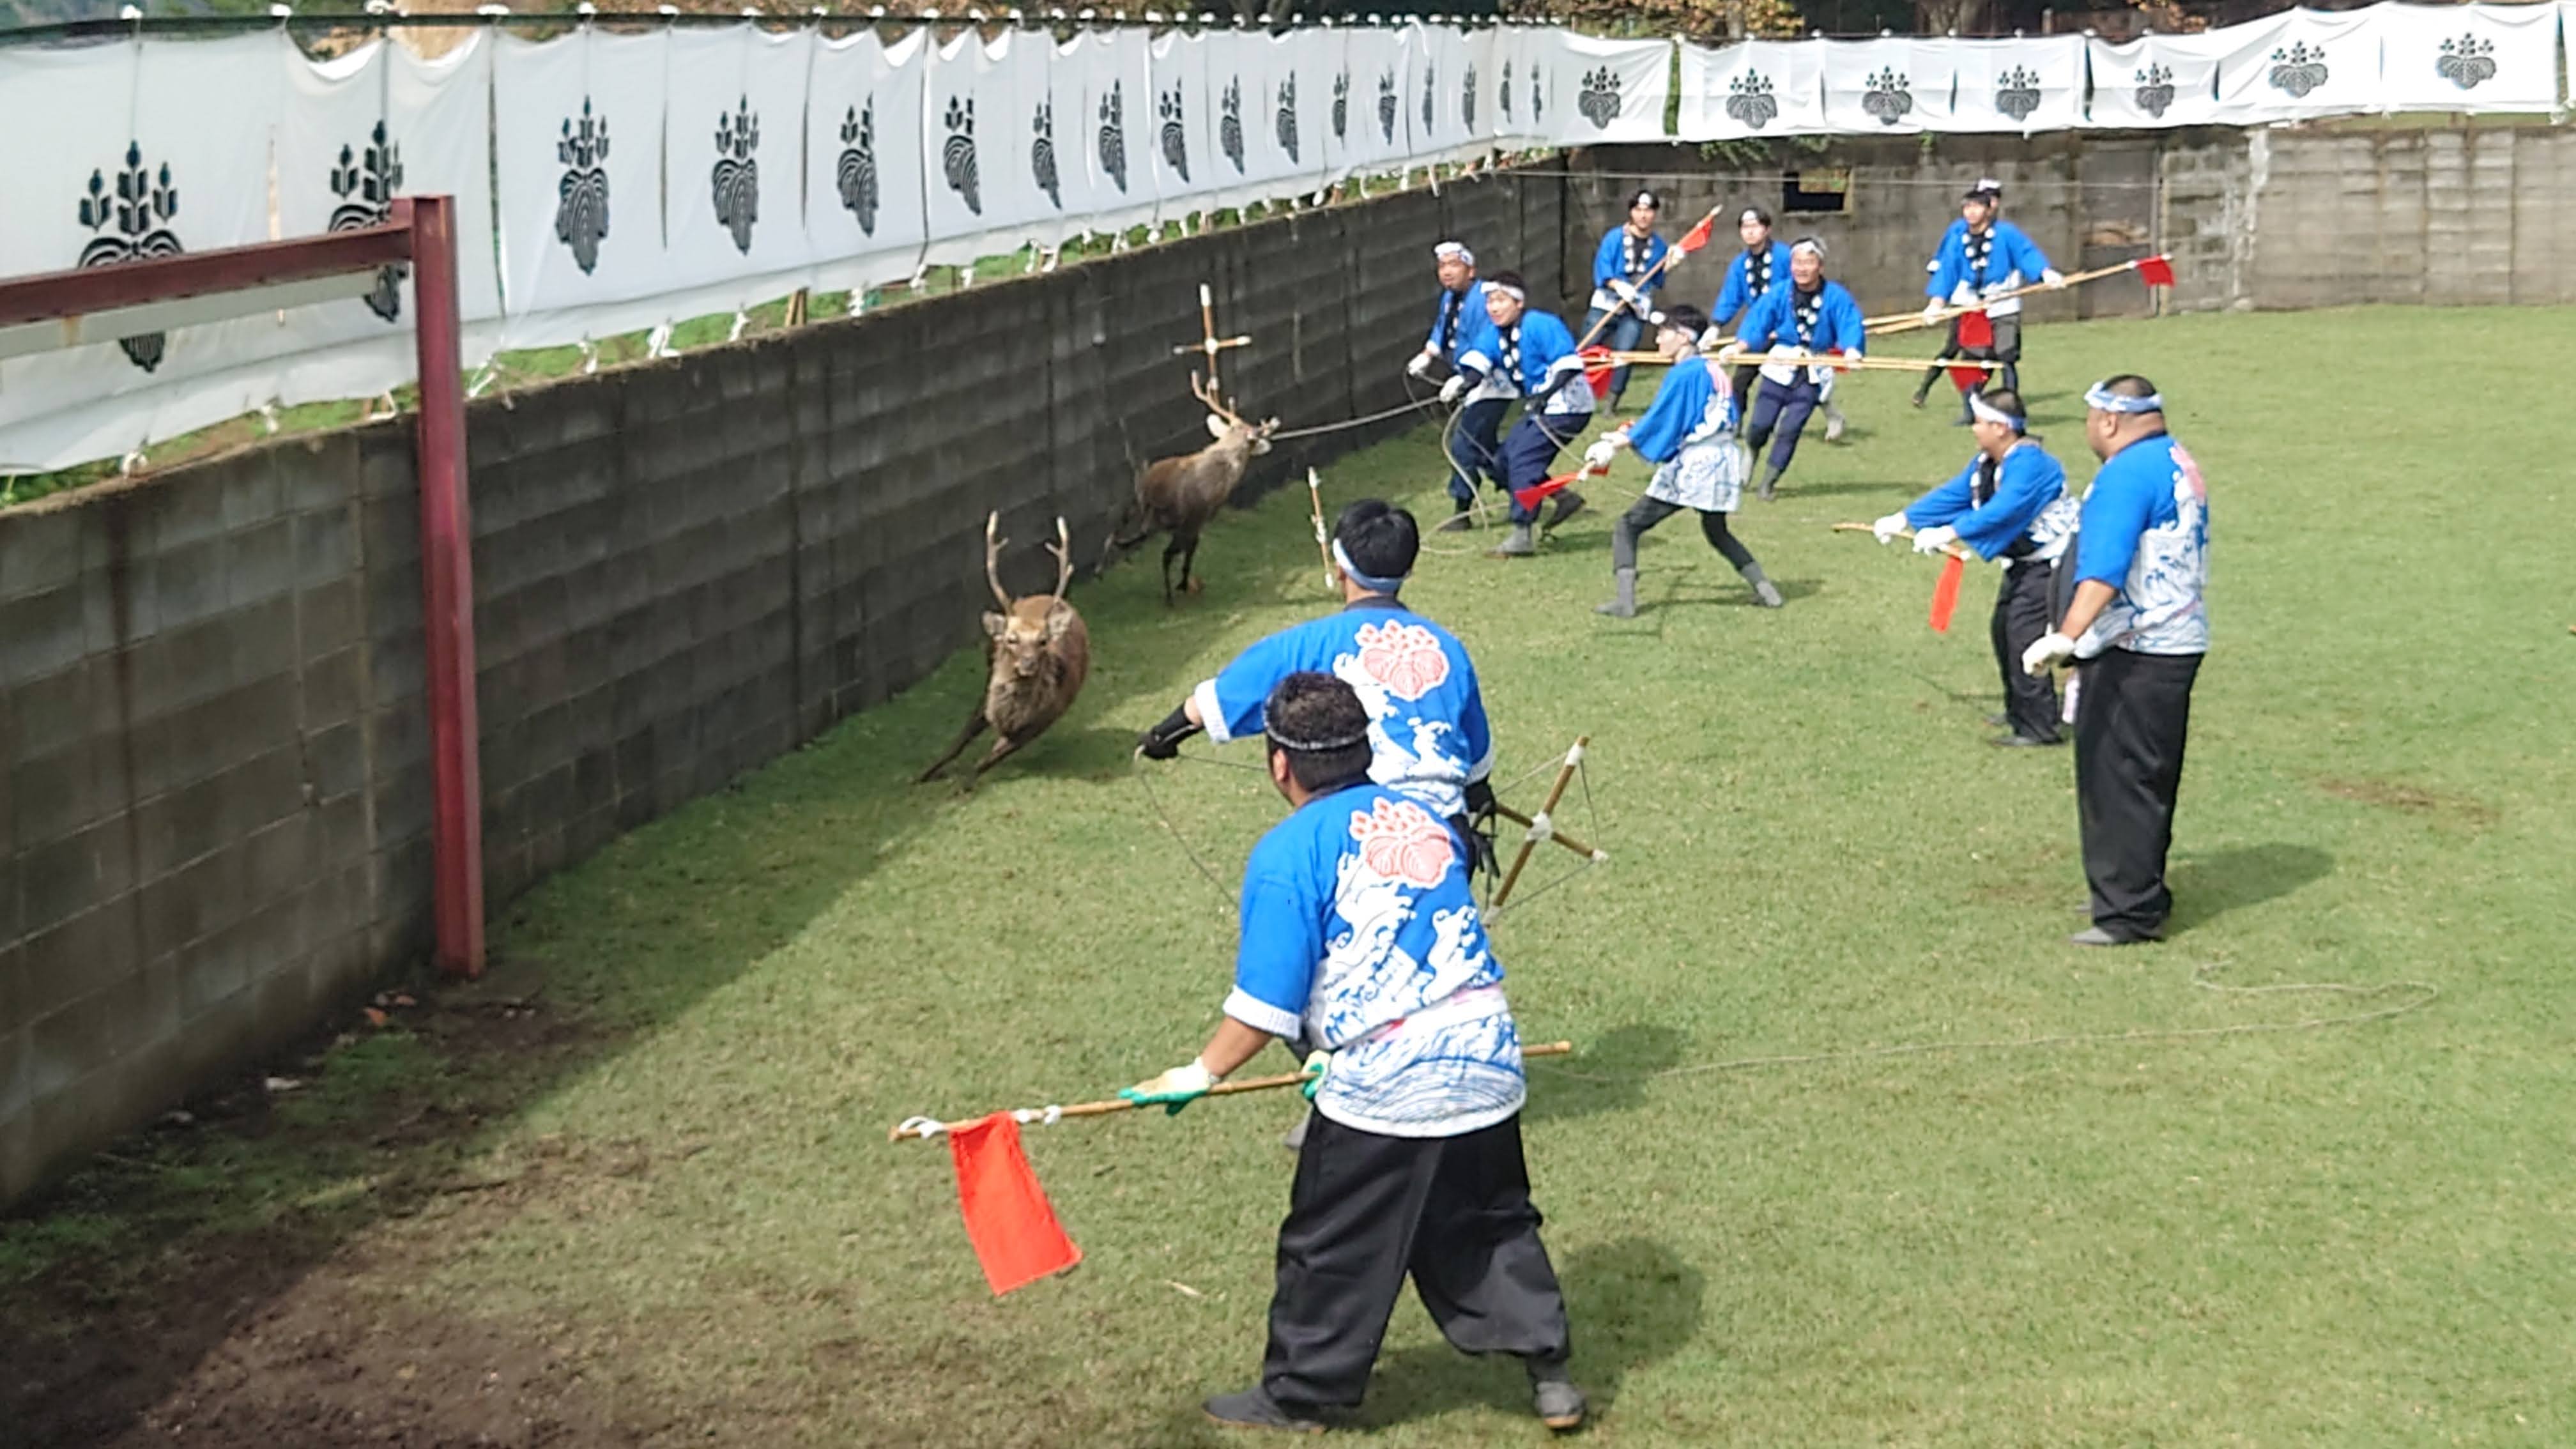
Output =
[
  {"x1": 1120, "y1": 1058, "x2": 1216, "y2": 1116},
  {"x1": 1300, "y1": 1050, "x2": 1335, "y2": 1101}
]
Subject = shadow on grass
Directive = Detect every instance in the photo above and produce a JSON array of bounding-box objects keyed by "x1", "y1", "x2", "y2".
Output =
[
  {"x1": 1523, "y1": 1023, "x2": 1689, "y2": 1126},
  {"x1": 2166, "y1": 843, "x2": 2336, "y2": 930}
]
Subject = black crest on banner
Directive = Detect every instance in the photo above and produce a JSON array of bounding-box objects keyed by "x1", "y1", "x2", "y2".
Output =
[
  {"x1": 1376, "y1": 70, "x2": 1397, "y2": 142},
  {"x1": 1421, "y1": 60, "x2": 1436, "y2": 135},
  {"x1": 1463, "y1": 65, "x2": 1477, "y2": 132},
  {"x1": 1994, "y1": 65, "x2": 2042, "y2": 121},
  {"x1": 1276, "y1": 73, "x2": 1300, "y2": 162},
  {"x1": 2436, "y1": 34, "x2": 2496, "y2": 90},
  {"x1": 713, "y1": 96, "x2": 760, "y2": 254},
  {"x1": 1032, "y1": 99, "x2": 1062, "y2": 208},
  {"x1": 2133, "y1": 63, "x2": 2175, "y2": 118},
  {"x1": 1530, "y1": 63, "x2": 1545, "y2": 125},
  {"x1": 839, "y1": 100, "x2": 880, "y2": 235},
  {"x1": 328, "y1": 119, "x2": 406, "y2": 323},
  {"x1": 1331, "y1": 71, "x2": 1349, "y2": 140},
  {"x1": 2267, "y1": 41, "x2": 2328, "y2": 98},
  {"x1": 1098, "y1": 80, "x2": 1130, "y2": 194},
  {"x1": 1578, "y1": 66, "x2": 1621, "y2": 129},
  {"x1": 942, "y1": 96, "x2": 982, "y2": 215},
  {"x1": 1158, "y1": 83, "x2": 1190, "y2": 182},
  {"x1": 555, "y1": 98, "x2": 611, "y2": 275},
  {"x1": 75, "y1": 141, "x2": 184, "y2": 373},
  {"x1": 1862, "y1": 66, "x2": 1913, "y2": 125},
  {"x1": 1220, "y1": 76, "x2": 1245, "y2": 174},
  {"x1": 1726, "y1": 70, "x2": 1777, "y2": 129},
  {"x1": 1500, "y1": 61, "x2": 1514, "y2": 123}
]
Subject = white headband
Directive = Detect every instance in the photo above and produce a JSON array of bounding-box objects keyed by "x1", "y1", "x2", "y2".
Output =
[
  {"x1": 1331, "y1": 537, "x2": 1408, "y2": 593},
  {"x1": 1968, "y1": 391, "x2": 2025, "y2": 431},
  {"x1": 1790, "y1": 237, "x2": 1827, "y2": 258},
  {"x1": 2084, "y1": 381, "x2": 2164, "y2": 414},
  {"x1": 1489, "y1": 282, "x2": 1527, "y2": 302},
  {"x1": 1434, "y1": 241, "x2": 1474, "y2": 265}
]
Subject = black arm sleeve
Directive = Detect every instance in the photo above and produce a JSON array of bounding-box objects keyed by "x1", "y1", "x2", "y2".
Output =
[{"x1": 1135, "y1": 703, "x2": 1204, "y2": 760}]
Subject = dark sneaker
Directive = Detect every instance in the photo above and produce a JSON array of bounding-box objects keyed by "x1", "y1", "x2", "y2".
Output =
[
  {"x1": 2070, "y1": 925, "x2": 2163, "y2": 947},
  {"x1": 1545, "y1": 489, "x2": 1588, "y2": 530},
  {"x1": 1204, "y1": 1386, "x2": 1328, "y2": 1434},
  {"x1": 1436, "y1": 510, "x2": 1477, "y2": 533},
  {"x1": 1986, "y1": 733, "x2": 2062, "y2": 748},
  {"x1": 1531, "y1": 1375, "x2": 1587, "y2": 1432}
]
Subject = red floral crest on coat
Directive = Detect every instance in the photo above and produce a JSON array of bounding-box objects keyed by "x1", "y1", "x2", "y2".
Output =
[
  {"x1": 1351, "y1": 621, "x2": 1451, "y2": 702},
  {"x1": 1348, "y1": 797, "x2": 1456, "y2": 889}
]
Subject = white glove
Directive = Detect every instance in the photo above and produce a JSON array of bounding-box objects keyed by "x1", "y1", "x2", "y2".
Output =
[
  {"x1": 1836, "y1": 351, "x2": 1864, "y2": 370},
  {"x1": 1871, "y1": 512, "x2": 1910, "y2": 546},
  {"x1": 1583, "y1": 438, "x2": 1620, "y2": 471},
  {"x1": 1439, "y1": 374, "x2": 1469, "y2": 404},
  {"x1": 1913, "y1": 524, "x2": 1959, "y2": 555},
  {"x1": 1611, "y1": 278, "x2": 1642, "y2": 305},
  {"x1": 1406, "y1": 349, "x2": 1434, "y2": 378},
  {"x1": 2022, "y1": 631, "x2": 2077, "y2": 677},
  {"x1": 2042, "y1": 268, "x2": 2069, "y2": 290},
  {"x1": 1922, "y1": 300, "x2": 1946, "y2": 324}
]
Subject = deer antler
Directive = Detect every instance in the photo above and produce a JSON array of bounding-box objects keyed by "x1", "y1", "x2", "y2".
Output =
[
  {"x1": 1044, "y1": 517, "x2": 1074, "y2": 604},
  {"x1": 1190, "y1": 370, "x2": 1248, "y2": 432},
  {"x1": 983, "y1": 510, "x2": 1013, "y2": 609}
]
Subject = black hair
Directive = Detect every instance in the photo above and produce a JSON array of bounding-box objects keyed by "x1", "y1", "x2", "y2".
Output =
[
  {"x1": 1262, "y1": 673, "x2": 1374, "y2": 793},
  {"x1": 2099, "y1": 374, "x2": 2159, "y2": 400},
  {"x1": 1977, "y1": 387, "x2": 2026, "y2": 418},
  {"x1": 1740, "y1": 206, "x2": 1774, "y2": 228},
  {"x1": 1627, "y1": 188, "x2": 1662, "y2": 211},
  {"x1": 1332, "y1": 500, "x2": 1419, "y2": 587},
  {"x1": 1484, "y1": 268, "x2": 1528, "y2": 296},
  {"x1": 1658, "y1": 303, "x2": 1710, "y2": 339}
]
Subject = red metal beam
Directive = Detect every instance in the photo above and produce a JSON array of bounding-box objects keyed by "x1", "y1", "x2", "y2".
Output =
[
  {"x1": 0, "y1": 206, "x2": 417, "y2": 331},
  {"x1": 406, "y1": 195, "x2": 487, "y2": 978}
]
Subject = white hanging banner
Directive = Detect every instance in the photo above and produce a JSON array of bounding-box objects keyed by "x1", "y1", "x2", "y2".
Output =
[
  {"x1": 1055, "y1": 27, "x2": 1154, "y2": 239},
  {"x1": 493, "y1": 27, "x2": 673, "y2": 349},
  {"x1": 1676, "y1": 39, "x2": 1826, "y2": 140},
  {"x1": 1331, "y1": 25, "x2": 1412, "y2": 178},
  {"x1": 1820, "y1": 36, "x2": 1956, "y2": 134},
  {"x1": 2210, "y1": 8, "x2": 2383, "y2": 124},
  {"x1": 1146, "y1": 30, "x2": 1220, "y2": 218},
  {"x1": 2085, "y1": 32, "x2": 2223, "y2": 128},
  {"x1": 1197, "y1": 30, "x2": 1284, "y2": 210},
  {"x1": 660, "y1": 26, "x2": 814, "y2": 312},
  {"x1": 1406, "y1": 23, "x2": 1476, "y2": 162},
  {"x1": 1267, "y1": 26, "x2": 1334, "y2": 197},
  {"x1": 1946, "y1": 36, "x2": 2084, "y2": 134},
  {"x1": 1460, "y1": 26, "x2": 1501, "y2": 154},
  {"x1": 2376, "y1": 1, "x2": 2559, "y2": 113},
  {"x1": 924, "y1": 29, "x2": 1064, "y2": 264},
  {"x1": 0, "y1": 32, "x2": 287, "y2": 473},
  {"x1": 808, "y1": 28, "x2": 930, "y2": 296},
  {"x1": 1542, "y1": 32, "x2": 1671, "y2": 144}
]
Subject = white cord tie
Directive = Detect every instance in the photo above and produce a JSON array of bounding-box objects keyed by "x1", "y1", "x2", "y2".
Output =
[
  {"x1": 1524, "y1": 811, "x2": 1555, "y2": 844},
  {"x1": 1564, "y1": 742, "x2": 1586, "y2": 767}
]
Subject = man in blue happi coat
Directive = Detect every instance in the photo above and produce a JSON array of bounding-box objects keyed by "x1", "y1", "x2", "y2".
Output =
[
  {"x1": 1581, "y1": 188, "x2": 1669, "y2": 413},
  {"x1": 1721, "y1": 236, "x2": 1865, "y2": 503},
  {"x1": 1709, "y1": 206, "x2": 1793, "y2": 420},
  {"x1": 1916, "y1": 178, "x2": 2066, "y2": 414},
  {"x1": 1406, "y1": 241, "x2": 1506, "y2": 532},
  {"x1": 1441, "y1": 272, "x2": 1594, "y2": 558},
  {"x1": 1872, "y1": 387, "x2": 2078, "y2": 746},
  {"x1": 1123, "y1": 672, "x2": 1584, "y2": 1435},
  {"x1": 1581, "y1": 305, "x2": 1783, "y2": 617},
  {"x1": 2023, "y1": 376, "x2": 2211, "y2": 947},
  {"x1": 1136, "y1": 499, "x2": 1497, "y2": 841}
]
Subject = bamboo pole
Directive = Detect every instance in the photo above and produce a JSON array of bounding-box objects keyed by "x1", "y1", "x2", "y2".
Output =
[
  {"x1": 1864, "y1": 256, "x2": 2163, "y2": 336},
  {"x1": 1830, "y1": 520, "x2": 1976, "y2": 562},
  {"x1": 1492, "y1": 737, "x2": 1588, "y2": 910},
  {"x1": 890, "y1": 1042, "x2": 1575, "y2": 1140},
  {"x1": 1491, "y1": 803, "x2": 1607, "y2": 864},
  {"x1": 1591, "y1": 350, "x2": 1998, "y2": 373},
  {"x1": 1575, "y1": 208, "x2": 1721, "y2": 350}
]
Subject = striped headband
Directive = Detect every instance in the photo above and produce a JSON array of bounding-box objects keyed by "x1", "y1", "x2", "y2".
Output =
[
  {"x1": 1434, "y1": 241, "x2": 1475, "y2": 265},
  {"x1": 1331, "y1": 538, "x2": 1408, "y2": 594},
  {"x1": 2083, "y1": 381, "x2": 2165, "y2": 414},
  {"x1": 1968, "y1": 392, "x2": 2026, "y2": 431},
  {"x1": 1266, "y1": 714, "x2": 1371, "y2": 752}
]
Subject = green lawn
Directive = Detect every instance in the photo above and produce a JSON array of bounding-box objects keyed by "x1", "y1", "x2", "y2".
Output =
[{"x1": 10, "y1": 305, "x2": 2575, "y2": 1446}]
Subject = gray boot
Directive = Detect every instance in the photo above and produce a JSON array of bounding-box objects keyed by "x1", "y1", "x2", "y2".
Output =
[
  {"x1": 1545, "y1": 489, "x2": 1588, "y2": 531},
  {"x1": 1756, "y1": 461, "x2": 1785, "y2": 502},
  {"x1": 1740, "y1": 562, "x2": 1784, "y2": 608},
  {"x1": 1489, "y1": 523, "x2": 1537, "y2": 558},
  {"x1": 1528, "y1": 1361, "x2": 1588, "y2": 1432},
  {"x1": 1595, "y1": 567, "x2": 1639, "y2": 618}
]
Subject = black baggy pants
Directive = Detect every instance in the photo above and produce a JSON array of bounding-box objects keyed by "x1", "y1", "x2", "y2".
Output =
[
  {"x1": 1262, "y1": 1112, "x2": 1571, "y2": 1411},
  {"x1": 2073, "y1": 648, "x2": 2204, "y2": 940},
  {"x1": 1991, "y1": 558, "x2": 2060, "y2": 744}
]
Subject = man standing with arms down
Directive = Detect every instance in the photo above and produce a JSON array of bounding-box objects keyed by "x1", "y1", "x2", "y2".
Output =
[
  {"x1": 2023, "y1": 376, "x2": 2210, "y2": 947},
  {"x1": 1123, "y1": 672, "x2": 1584, "y2": 1434}
]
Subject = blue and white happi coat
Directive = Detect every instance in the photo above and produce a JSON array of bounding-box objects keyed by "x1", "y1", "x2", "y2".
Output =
[
  {"x1": 1902, "y1": 439, "x2": 2078, "y2": 566},
  {"x1": 1225, "y1": 781, "x2": 1525, "y2": 1138},
  {"x1": 1926, "y1": 218, "x2": 2054, "y2": 319},
  {"x1": 1192, "y1": 599, "x2": 1496, "y2": 821},
  {"x1": 1456, "y1": 309, "x2": 1597, "y2": 419},
  {"x1": 1625, "y1": 355, "x2": 1742, "y2": 513},
  {"x1": 2071, "y1": 433, "x2": 2211, "y2": 658}
]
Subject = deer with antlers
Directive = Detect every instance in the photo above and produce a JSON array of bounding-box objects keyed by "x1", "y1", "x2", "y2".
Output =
[
  {"x1": 1100, "y1": 373, "x2": 1279, "y2": 604},
  {"x1": 917, "y1": 512, "x2": 1092, "y2": 788}
]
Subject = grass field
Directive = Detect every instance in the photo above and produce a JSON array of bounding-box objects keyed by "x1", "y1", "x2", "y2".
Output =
[{"x1": 8, "y1": 305, "x2": 2575, "y2": 1447}]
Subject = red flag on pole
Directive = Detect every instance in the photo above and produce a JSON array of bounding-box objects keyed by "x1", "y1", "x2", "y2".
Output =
[
  {"x1": 1928, "y1": 553, "x2": 1965, "y2": 633},
  {"x1": 1673, "y1": 210, "x2": 1716, "y2": 255},
  {"x1": 2133, "y1": 254, "x2": 2175, "y2": 287},
  {"x1": 1947, "y1": 364, "x2": 1988, "y2": 392},
  {"x1": 1512, "y1": 470, "x2": 1584, "y2": 512},
  {"x1": 1579, "y1": 344, "x2": 1615, "y2": 399},
  {"x1": 946, "y1": 1114, "x2": 1081, "y2": 1295}
]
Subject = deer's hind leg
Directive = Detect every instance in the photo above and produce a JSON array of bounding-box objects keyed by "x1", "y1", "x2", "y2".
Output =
[
  {"x1": 965, "y1": 732, "x2": 1032, "y2": 788},
  {"x1": 917, "y1": 711, "x2": 989, "y2": 783}
]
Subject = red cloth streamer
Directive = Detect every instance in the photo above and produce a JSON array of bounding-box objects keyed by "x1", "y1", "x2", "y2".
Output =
[
  {"x1": 1947, "y1": 364, "x2": 1988, "y2": 393},
  {"x1": 1955, "y1": 310, "x2": 1995, "y2": 348},
  {"x1": 1579, "y1": 344, "x2": 1615, "y2": 397},
  {"x1": 1928, "y1": 553, "x2": 1965, "y2": 634},
  {"x1": 2134, "y1": 254, "x2": 2175, "y2": 287},
  {"x1": 1511, "y1": 470, "x2": 1586, "y2": 512},
  {"x1": 1673, "y1": 211, "x2": 1715, "y2": 255},
  {"x1": 946, "y1": 1113, "x2": 1081, "y2": 1295}
]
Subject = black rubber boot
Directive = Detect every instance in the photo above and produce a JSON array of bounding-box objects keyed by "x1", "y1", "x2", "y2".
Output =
[{"x1": 1545, "y1": 489, "x2": 1588, "y2": 531}]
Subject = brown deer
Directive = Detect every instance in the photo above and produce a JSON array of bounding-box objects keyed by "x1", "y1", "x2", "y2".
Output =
[
  {"x1": 1100, "y1": 373, "x2": 1278, "y2": 604},
  {"x1": 917, "y1": 512, "x2": 1091, "y2": 788}
]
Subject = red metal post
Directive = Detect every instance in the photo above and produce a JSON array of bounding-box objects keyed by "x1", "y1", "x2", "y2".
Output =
[{"x1": 406, "y1": 195, "x2": 487, "y2": 977}]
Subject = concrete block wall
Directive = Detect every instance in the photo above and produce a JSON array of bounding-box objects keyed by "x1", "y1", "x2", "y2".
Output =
[
  {"x1": 0, "y1": 435, "x2": 429, "y2": 1202},
  {"x1": 0, "y1": 171, "x2": 1561, "y2": 1204}
]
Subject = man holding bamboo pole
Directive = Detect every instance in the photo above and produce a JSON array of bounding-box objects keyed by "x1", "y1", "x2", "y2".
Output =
[
  {"x1": 1721, "y1": 236, "x2": 1866, "y2": 503},
  {"x1": 1123, "y1": 672, "x2": 1584, "y2": 1434},
  {"x1": 1919, "y1": 179, "x2": 2065, "y2": 414},
  {"x1": 1581, "y1": 189, "x2": 1671, "y2": 414}
]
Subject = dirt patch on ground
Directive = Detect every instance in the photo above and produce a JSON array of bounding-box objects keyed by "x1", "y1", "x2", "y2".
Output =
[{"x1": 2316, "y1": 776, "x2": 2499, "y2": 826}]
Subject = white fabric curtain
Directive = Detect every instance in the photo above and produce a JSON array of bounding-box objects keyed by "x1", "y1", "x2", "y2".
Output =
[
  {"x1": 1676, "y1": 39, "x2": 1827, "y2": 141},
  {"x1": 1144, "y1": 30, "x2": 1220, "y2": 220},
  {"x1": 492, "y1": 27, "x2": 673, "y2": 349},
  {"x1": 2209, "y1": 8, "x2": 2384, "y2": 124},
  {"x1": 1407, "y1": 23, "x2": 1478, "y2": 163},
  {"x1": 1945, "y1": 35, "x2": 2085, "y2": 134},
  {"x1": 1197, "y1": 29, "x2": 1295, "y2": 210},
  {"x1": 661, "y1": 26, "x2": 816, "y2": 314},
  {"x1": 806, "y1": 29, "x2": 930, "y2": 296},
  {"x1": 1267, "y1": 26, "x2": 1335, "y2": 197},
  {"x1": 923, "y1": 28, "x2": 1066, "y2": 264},
  {"x1": 1820, "y1": 36, "x2": 1956, "y2": 134},
  {"x1": 1538, "y1": 32, "x2": 1673, "y2": 144},
  {"x1": 2376, "y1": 1, "x2": 2561, "y2": 114},
  {"x1": 1054, "y1": 27, "x2": 1155, "y2": 239},
  {"x1": 2085, "y1": 32, "x2": 2224, "y2": 129},
  {"x1": 1333, "y1": 25, "x2": 1413, "y2": 177}
]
